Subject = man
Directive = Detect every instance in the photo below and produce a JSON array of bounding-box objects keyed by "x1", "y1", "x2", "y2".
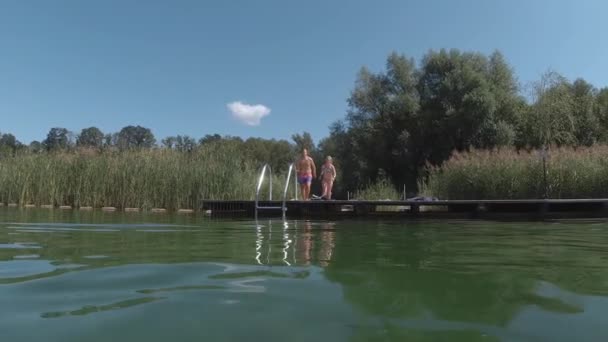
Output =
[{"x1": 296, "y1": 148, "x2": 316, "y2": 200}]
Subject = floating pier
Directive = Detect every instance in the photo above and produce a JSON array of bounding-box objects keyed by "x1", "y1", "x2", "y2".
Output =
[{"x1": 201, "y1": 199, "x2": 608, "y2": 220}]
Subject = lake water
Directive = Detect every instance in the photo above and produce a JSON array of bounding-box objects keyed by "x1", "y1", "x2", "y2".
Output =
[{"x1": 1, "y1": 208, "x2": 607, "y2": 341}]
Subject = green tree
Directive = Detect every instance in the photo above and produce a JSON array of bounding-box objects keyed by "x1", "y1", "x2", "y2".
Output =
[
  {"x1": 570, "y1": 78, "x2": 599, "y2": 146},
  {"x1": 518, "y1": 71, "x2": 576, "y2": 148},
  {"x1": 199, "y1": 134, "x2": 222, "y2": 145},
  {"x1": 417, "y1": 49, "x2": 498, "y2": 160},
  {"x1": 330, "y1": 49, "x2": 523, "y2": 193},
  {"x1": 103, "y1": 133, "x2": 118, "y2": 148},
  {"x1": 175, "y1": 135, "x2": 196, "y2": 152},
  {"x1": 29, "y1": 140, "x2": 44, "y2": 153},
  {"x1": 596, "y1": 88, "x2": 608, "y2": 141},
  {"x1": 494, "y1": 120, "x2": 517, "y2": 147},
  {"x1": 43, "y1": 127, "x2": 72, "y2": 151},
  {"x1": 345, "y1": 52, "x2": 420, "y2": 191},
  {"x1": 116, "y1": 125, "x2": 156, "y2": 149},
  {"x1": 291, "y1": 132, "x2": 315, "y2": 152},
  {"x1": 474, "y1": 51, "x2": 526, "y2": 148},
  {"x1": 161, "y1": 136, "x2": 177, "y2": 149},
  {"x1": 488, "y1": 51, "x2": 524, "y2": 124},
  {"x1": 163, "y1": 135, "x2": 197, "y2": 152},
  {"x1": 242, "y1": 137, "x2": 294, "y2": 172},
  {"x1": 0, "y1": 133, "x2": 22, "y2": 156},
  {"x1": 76, "y1": 127, "x2": 104, "y2": 149}
]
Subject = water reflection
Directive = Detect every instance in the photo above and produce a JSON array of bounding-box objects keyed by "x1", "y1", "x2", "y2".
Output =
[
  {"x1": 319, "y1": 223, "x2": 335, "y2": 267},
  {"x1": 0, "y1": 216, "x2": 342, "y2": 272},
  {"x1": 282, "y1": 220, "x2": 292, "y2": 266},
  {"x1": 255, "y1": 222, "x2": 263, "y2": 265},
  {"x1": 296, "y1": 221, "x2": 313, "y2": 266},
  {"x1": 254, "y1": 219, "x2": 336, "y2": 267},
  {"x1": 1, "y1": 212, "x2": 608, "y2": 341},
  {"x1": 322, "y1": 221, "x2": 608, "y2": 338}
]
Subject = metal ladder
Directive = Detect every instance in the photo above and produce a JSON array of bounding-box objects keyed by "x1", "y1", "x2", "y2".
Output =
[{"x1": 255, "y1": 163, "x2": 298, "y2": 219}]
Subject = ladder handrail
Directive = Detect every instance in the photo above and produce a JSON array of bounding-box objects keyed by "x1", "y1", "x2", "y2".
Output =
[
  {"x1": 281, "y1": 163, "x2": 298, "y2": 215},
  {"x1": 255, "y1": 162, "x2": 298, "y2": 219},
  {"x1": 255, "y1": 164, "x2": 272, "y2": 211}
]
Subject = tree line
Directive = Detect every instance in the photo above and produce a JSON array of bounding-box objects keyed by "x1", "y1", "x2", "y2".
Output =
[
  {"x1": 2, "y1": 48, "x2": 607, "y2": 199},
  {"x1": 0, "y1": 125, "x2": 318, "y2": 175},
  {"x1": 317, "y1": 49, "x2": 608, "y2": 196}
]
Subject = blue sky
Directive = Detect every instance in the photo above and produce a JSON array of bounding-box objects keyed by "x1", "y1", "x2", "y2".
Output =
[{"x1": 1, "y1": 0, "x2": 607, "y2": 144}]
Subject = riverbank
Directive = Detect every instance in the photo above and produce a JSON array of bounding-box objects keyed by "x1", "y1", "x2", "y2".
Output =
[{"x1": 4, "y1": 144, "x2": 608, "y2": 210}]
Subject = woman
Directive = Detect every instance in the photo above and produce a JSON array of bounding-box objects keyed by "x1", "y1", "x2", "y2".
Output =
[{"x1": 319, "y1": 156, "x2": 337, "y2": 200}]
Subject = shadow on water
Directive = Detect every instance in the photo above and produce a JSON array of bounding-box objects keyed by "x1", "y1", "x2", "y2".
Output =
[{"x1": 1, "y1": 208, "x2": 608, "y2": 341}]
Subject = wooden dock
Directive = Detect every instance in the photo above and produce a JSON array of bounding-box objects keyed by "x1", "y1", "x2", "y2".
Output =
[{"x1": 201, "y1": 198, "x2": 608, "y2": 220}]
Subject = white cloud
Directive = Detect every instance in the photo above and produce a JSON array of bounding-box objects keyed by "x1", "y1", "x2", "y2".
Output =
[{"x1": 227, "y1": 101, "x2": 271, "y2": 126}]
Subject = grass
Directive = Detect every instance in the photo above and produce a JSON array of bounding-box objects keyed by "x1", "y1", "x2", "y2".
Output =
[
  {"x1": 354, "y1": 177, "x2": 401, "y2": 200},
  {"x1": 422, "y1": 145, "x2": 608, "y2": 200},
  {"x1": 0, "y1": 141, "x2": 291, "y2": 211}
]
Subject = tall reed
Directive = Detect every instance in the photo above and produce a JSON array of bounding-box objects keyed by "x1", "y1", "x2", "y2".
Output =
[
  {"x1": 0, "y1": 142, "x2": 290, "y2": 210},
  {"x1": 355, "y1": 177, "x2": 401, "y2": 200},
  {"x1": 422, "y1": 146, "x2": 608, "y2": 199}
]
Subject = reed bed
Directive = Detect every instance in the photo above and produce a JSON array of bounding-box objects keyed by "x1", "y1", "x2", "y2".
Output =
[
  {"x1": 422, "y1": 146, "x2": 608, "y2": 199},
  {"x1": 0, "y1": 142, "x2": 289, "y2": 211},
  {"x1": 354, "y1": 177, "x2": 401, "y2": 200},
  {"x1": 11, "y1": 143, "x2": 605, "y2": 206}
]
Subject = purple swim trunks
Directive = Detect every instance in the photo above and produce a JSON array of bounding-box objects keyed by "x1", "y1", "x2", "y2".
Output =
[{"x1": 298, "y1": 175, "x2": 312, "y2": 185}]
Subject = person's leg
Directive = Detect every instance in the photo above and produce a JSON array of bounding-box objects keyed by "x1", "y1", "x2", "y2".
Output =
[
  {"x1": 327, "y1": 180, "x2": 333, "y2": 199},
  {"x1": 304, "y1": 181, "x2": 311, "y2": 200},
  {"x1": 298, "y1": 176, "x2": 305, "y2": 200},
  {"x1": 321, "y1": 181, "x2": 328, "y2": 199},
  {"x1": 307, "y1": 176, "x2": 314, "y2": 200}
]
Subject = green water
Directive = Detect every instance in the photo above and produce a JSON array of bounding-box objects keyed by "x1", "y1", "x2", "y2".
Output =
[{"x1": 1, "y1": 208, "x2": 607, "y2": 341}]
